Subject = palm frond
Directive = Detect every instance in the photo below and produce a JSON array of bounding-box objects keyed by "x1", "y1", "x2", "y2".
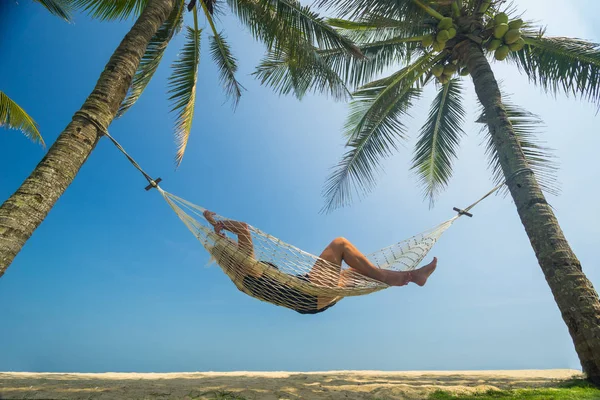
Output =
[
  {"x1": 315, "y1": 0, "x2": 424, "y2": 23},
  {"x1": 345, "y1": 53, "x2": 437, "y2": 140},
  {"x1": 477, "y1": 97, "x2": 560, "y2": 196},
  {"x1": 327, "y1": 14, "x2": 433, "y2": 43},
  {"x1": 168, "y1": 26, "x2": 202, "y2": 166},
  {"x1": 228, "y1": 0, "x2": 362, "y2": 57},
  {"x1": 0, "y1": 91, "x2": 44, "y2": 146},
  {"x1": 322, "y1": 87, "x2": 421, "y2": 213},
  {"x1": 510, "y1": 33, "x2": 600, "y2": 106},
  {"x1": 257, "y1": 33, "x2": 424, "y2": 97},
  {"x1": 118, "y1": 0, "x2": 184, "y2": 117},
  {"x1": 198, "y1": 4, "x2": 244, "y2": 106},
  {"x1": 411, "y1": 78, "x2": 465, "y2": 207},
  {"x1": 322, "y1": 54, "x2": 438, "y2": 213},
  {"x1": 209, "y1": 32, "x2": 244, "y2": 105},
  {"x1": 254, "y1": 43, "x2": 350, "y2": 100},
  {"x1": 320, "y1": 35, "x2": 428, "y2": 89},
  {"x1": 71, "y1": 0, "x2": 149, "y2": 21},
  {"x1": 34, "y1": 0, "x2": 73, "y2": 21}
]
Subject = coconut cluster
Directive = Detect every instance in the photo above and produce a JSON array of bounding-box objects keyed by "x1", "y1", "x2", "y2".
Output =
[
  {"x1": 422, "y1": 17, "x2": 457, "y2": 53},
  {"x1": 486, "y1": 13, "x2": 525, "y2": 60},
  {"x1": 431, "y1": 60, "x2": 469, "y2": 84}
]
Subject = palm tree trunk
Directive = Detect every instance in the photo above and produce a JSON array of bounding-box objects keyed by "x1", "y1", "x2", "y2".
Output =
[
  {"x1": 459, "y1": 40, "x2": 600, "y2": 383},
  {"x1": 0, "y1": 0, "x2": 175, "y2": 277}
]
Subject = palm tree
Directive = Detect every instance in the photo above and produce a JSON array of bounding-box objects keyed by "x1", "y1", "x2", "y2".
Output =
[
  {"x1": 0, "y1": 0, "x2": 360, "y2": 274},
  {"x1": 0, "y1": 91, "x2": 44, "y2": 146},
  {"x1": 256, "y1": 0, "x2": 600, "y2": 384}
]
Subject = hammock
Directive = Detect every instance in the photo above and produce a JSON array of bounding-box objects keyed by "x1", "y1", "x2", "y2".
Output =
[
  {"x1": 160, "y1": 188, "x2": 458, "y2": 314},
  {"x1": 93, "y1": 126, "x2": 527, "y2": 315}
]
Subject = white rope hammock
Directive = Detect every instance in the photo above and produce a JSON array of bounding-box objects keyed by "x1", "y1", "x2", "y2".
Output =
[
  {"x1": 91, "y1": 125, "x2": 531, "y2": 315},
  {"x1": 159, "y1": 187, "x2": 457, "y2": 314}
]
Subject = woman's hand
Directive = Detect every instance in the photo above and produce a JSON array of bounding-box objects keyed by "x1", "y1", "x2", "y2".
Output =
[{"x1": 203, "y1": 210, "x2": 226, "y2": 237}]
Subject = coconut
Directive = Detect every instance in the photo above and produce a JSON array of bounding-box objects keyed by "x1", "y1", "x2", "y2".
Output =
[
  {"x1": 495, "y1": 45, "x2": 510, "y2": 61},
  {"x1": 444, "y1": 64, "x2": 458, "y2": 75},
  {"x1": 438, "y1": 17, "x2": 453, "y2": 30},
  {"x1": 439, "y1": 75, "x2": 450, "y2": 85},
  {"x1": 460, "y1": 67, "x2": 469, "y2": 76},
  {"x1": 509, "y1": 38, "x2": 526, "y2": 51},
  {"x1": 447, "y1": 27, "x2": 457, "y2": 39},
  {"x1": 487, "y1": 39, "x2": 503, "y2": 51},
  {"x1": 432, "y1": 64, "x2": 444, "y2": 77},
  {"x1": 432, "y1": 41, "x2": 445, "y2": 52},
  {"x1": 495, "y1": 13, "x2": 509, "y2": 25},
  {"x1": 509, "y1": 19, "x2": 524, "y2": 29},
  {"x1": 504, "y1": 29, "x2": 521, "y2": 44},
  {"x1": 422, "y1": 34, "x2": 434, "y2": 48},
  {"x1": 437, "y1": 30, "x2": 450, "y2": 42},
  {"x1": 494, "y1": 23, "x2": 509, "y2": 39}
]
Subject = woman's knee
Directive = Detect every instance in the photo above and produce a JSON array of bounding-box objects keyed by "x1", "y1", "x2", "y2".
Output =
[{"x1": 331, "y1": 237, "x2": 349, "y2": 248}]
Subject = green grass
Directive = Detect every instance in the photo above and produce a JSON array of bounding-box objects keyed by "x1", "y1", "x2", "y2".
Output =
[{"x1": 427, "y1": 379, "x2": 600, "y2": 400}]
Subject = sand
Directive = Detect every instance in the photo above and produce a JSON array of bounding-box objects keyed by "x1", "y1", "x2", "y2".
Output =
[{"x1": 0, "y1": 369, "x2": 583, "y2": 399}]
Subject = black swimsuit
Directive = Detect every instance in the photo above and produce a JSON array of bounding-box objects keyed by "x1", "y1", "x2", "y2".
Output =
[{"x1": 241, "y1": 262, "x2": 338, "y2": 314}]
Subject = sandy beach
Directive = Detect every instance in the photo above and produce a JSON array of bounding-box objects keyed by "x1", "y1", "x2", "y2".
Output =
[{"x1": 0, "y1": 369, "x2": 583, "y2": 399}]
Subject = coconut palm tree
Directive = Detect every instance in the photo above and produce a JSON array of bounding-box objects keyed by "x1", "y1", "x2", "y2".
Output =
[
  {"x1": 256, "y1": 0, "x2": 600, "y2": 384},
  {"x1": 0, "y1": 0, "x2": 360, "y2": 275}
]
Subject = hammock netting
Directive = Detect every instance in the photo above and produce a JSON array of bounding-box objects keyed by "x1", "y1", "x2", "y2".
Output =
[{"x1": 160, "y1": 188, "x2": 458, "y2": 314}]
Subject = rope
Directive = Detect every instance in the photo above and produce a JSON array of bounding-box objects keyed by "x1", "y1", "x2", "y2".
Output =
[
  {"x1": 455, "y1": 167, "x2": 533, "y2": 217},
  {"x1": 73, "y1": 111, "x2": 160, "y2": 189}
]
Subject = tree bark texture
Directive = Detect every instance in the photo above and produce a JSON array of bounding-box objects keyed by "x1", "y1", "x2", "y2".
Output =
[{"x1": 459, "y1": 40, "x2": 600, "y2": 384}]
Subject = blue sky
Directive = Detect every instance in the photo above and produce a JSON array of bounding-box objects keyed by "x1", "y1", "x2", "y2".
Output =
[{"x1": 0, "y1": 0, "x2": 598, "y2": 372}]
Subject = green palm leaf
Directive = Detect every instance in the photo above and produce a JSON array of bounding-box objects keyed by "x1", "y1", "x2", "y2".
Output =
[
  {"x1": 319, "y1": 35, "x2": 427, "y2": 89},
  {"x1": 71, "y1": 0, "x2": 149, "y2": 21},
  {"x1": 168, "y1": 26, "x2": 202, "y2": 166},
  {"x1": 411, "y1": 78, "x2": 465, "y2": 207},
  {"x1": 199, "y1": 5, "x2": 244, "y2": 105},
  {"x1": 321, "y1": 54, "x2": 437, "y2": 212},
  {"x1": 254, "y1": 43, "x2": 350, "y2": 100},
  {"x1": 34, "y1": 0, "x2": 73, "y2": 22},
  {"x1": 228, "y1": 0, "x2": 362, "y2": 57},
  {"x1": 510, "y1": 33, "x2": 600, "y2": 106},
  {"x1": 327, "y1": 14, "x2": 432, "y2": 43},
  {"x1": 345, "y1": 53, "x2": 436, "y2": 140},
  {"x1": 255, "y1": 34, "x2": 418, "y2": 98},
  {"x1": 118, "y1": 0, "x2": 184, "y2": 117},
  {"x1": 0, "y1": 91, "x2": 44, "y2": 146},
  {"x1": 209, "y1": 32, "x2": 244, "y2": 105},
  {"x1": 322, "y1": 87, "x2": 421, "y2": 213},
  {"x1": 316, "y1": 0, "x2": 423, "y2": 23},
  {"x1": 477, "y1": 97, "x2": 559, "y2": 196}
]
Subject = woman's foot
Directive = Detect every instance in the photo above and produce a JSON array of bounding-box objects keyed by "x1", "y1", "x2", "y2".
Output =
[{"x1": 411, "y1": 257, "x2": 438, "y2": 287}]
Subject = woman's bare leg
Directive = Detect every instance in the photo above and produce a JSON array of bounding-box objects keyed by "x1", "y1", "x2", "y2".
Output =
[{"x1": 313, "y1": 237, "x2": 437, "y2": 287}]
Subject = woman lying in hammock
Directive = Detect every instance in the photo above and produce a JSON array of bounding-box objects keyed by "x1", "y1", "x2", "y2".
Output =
[{"x1": 203, "y1": 210, "x2": 438, "y2": 315}]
